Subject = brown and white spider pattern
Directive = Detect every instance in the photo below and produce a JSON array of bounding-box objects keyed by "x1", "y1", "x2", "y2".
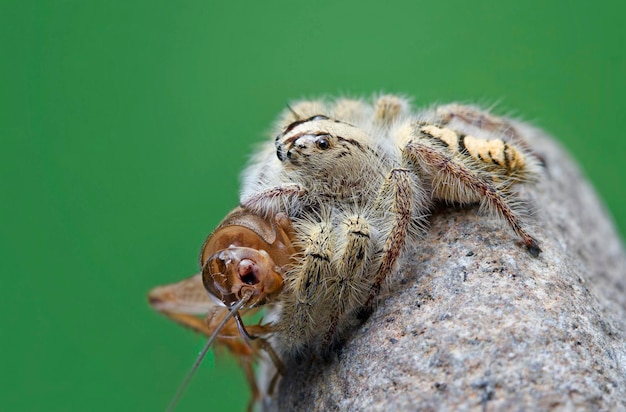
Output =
[{"x1": 240, "y1": 95, "x2": 542, "y2": 355}]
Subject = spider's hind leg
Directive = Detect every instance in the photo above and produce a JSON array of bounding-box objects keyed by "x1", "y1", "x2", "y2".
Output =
[{"x1": 401, "y1": 124, "x2": 541, "y2": 256}]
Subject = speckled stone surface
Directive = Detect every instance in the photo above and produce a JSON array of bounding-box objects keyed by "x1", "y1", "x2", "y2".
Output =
[{"x1": 261, "y1": 124, "x2": 626, "y2": 411}]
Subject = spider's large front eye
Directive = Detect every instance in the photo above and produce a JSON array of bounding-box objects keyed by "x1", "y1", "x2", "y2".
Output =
[{"x1": 316, "y1": 137, "x2": 330, "y2": 150}]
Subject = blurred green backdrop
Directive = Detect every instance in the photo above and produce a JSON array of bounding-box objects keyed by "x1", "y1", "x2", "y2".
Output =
[{"x1": 1, "y1": 0, "x2": 624, "y2": 411}]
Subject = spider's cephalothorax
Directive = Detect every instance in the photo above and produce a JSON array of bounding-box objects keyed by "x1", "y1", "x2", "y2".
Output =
[
  {"x1": 241, "y1": 95, "x2": 542, "y2": 355},
  {"x1": 274, "y1": 115, "x2": 391, "y2": 201}
]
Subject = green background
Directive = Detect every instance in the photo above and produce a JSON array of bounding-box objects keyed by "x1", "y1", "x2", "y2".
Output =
[{"x1": 2, "y1": 1, "x2": 624, "y2": 411}]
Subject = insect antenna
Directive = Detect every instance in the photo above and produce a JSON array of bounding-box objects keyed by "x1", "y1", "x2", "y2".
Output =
[{"x1": 165, "y1": 290, "x2": 253, "y2": 412}]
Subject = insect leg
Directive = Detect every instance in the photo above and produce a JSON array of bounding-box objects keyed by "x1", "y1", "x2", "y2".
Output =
[
  {"x1": 150, "y1": 275, "x2": 272, "y2": 407},
  {"x1": 148, "y1": 273, "x2": 220, "y2": 335},
  {"x1": 234, "y1": 314, "x2": 285, "y2": 375}
]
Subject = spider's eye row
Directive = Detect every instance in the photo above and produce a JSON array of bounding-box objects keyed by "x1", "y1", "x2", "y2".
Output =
[{"x1": 316, "y1": 137, "x2": 330, "y2": 150}]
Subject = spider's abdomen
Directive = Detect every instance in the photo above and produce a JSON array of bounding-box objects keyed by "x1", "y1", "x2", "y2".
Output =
[{"x1": 417, "y1": 124, "x2": 533, "y2": 177}]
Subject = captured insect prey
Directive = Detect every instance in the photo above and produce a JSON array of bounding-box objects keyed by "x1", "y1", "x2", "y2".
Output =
[
  {"x1": 148, "y1": 206, "x2": 297, "y2": 409},
  {"x1": 148, "y1": 94, "x2": 544, "y2": 409}
]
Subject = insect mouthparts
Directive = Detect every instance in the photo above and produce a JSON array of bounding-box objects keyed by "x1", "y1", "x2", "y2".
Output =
[{"x1": 238, "y1": 259, "x2": 260, "y2": 285}]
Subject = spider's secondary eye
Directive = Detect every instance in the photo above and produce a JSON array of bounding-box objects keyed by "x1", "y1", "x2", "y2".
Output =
[
  {"x1": 316, "y1": 138, "x2": 330, "y2": 150},
  {"x1": 310, "y1": 115, "x2": 328, "y2": 121}
]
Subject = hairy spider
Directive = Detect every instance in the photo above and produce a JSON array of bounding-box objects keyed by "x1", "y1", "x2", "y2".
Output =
[{"x1": 240, "y1": 95, "x2": 542, "y2": 355}]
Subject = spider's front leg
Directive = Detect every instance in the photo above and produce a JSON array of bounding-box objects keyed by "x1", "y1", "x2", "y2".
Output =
[
  {"x1": 241, "y1": 183, "x2": 307, "y2": 217},
  {"x1": 279, "y1": 205, "x2": 394, "y2": 353},
  {"x1": 402, "y1": 124, "x2": 542, "y2": 256},
  {"x1": 321, "y1": 211, "x2": 375, "y2": 347},
  {"x1": 278, "y1": 216, "x2": 335, "y2": 353},
  {"x1": 285, "y1": 202, "x2": 406, "y2": 352},
  {"x1": 364, "y1": 168, "x2": 419, "y2": 307}
]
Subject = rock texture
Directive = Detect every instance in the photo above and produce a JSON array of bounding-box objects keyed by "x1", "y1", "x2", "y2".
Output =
[{"x1": 261, "y1": 124, "x2": 626, "y2": 411}]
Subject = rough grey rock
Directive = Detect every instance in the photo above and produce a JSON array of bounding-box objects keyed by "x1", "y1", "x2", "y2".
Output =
[{"x1": 261, "y1": 124, "x2": 626, "y2": 411}]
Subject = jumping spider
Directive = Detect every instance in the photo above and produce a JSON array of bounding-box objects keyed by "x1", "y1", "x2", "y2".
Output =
[
  {"x1": 148, "y1": 95, "x2": 543, "y2": 408},
  {"x1": 240, "y1": 95, "x2": 542, "y2": 355}
]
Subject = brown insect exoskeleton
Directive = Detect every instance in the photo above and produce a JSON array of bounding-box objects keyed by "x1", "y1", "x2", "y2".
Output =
[{"x1": 148, "y1": 206, "x2": 297, "y2": 410}]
